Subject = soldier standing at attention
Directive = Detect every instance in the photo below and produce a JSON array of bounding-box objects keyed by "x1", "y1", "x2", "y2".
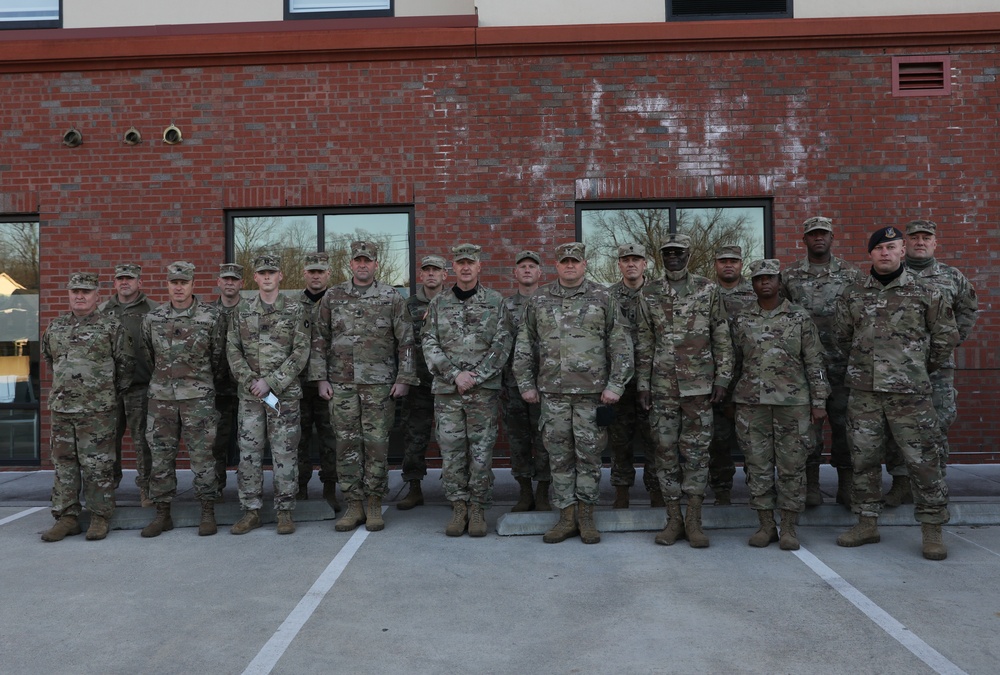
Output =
[
  {"x1": 228, "y1": 254, "x2": 311, "y2": 535},
  {"x1": 140, "y1": 262, "x2": 226, "y2": 538},
  {"x1": 781, "y1": 217, "x2": 861, "y2": 508},
  {"x1": 296, "y1": 252, "x2": 340, "y2": 512},
  {"x1": 513, "y1": 242, "x2": 633, "y2": 545},
  {"x1": 41, "y1": 273, "x2": 133, "y2": 541},
  {"x1": 608, "y1": 243, "x2": 662, "y2": 510},
  {"x1": 835, "y1": 227, "x2": 958, "y2": 560},
  {"x1": 636, "y1": 233, "x2": 733, "y2": 549},
  {"x1": 730, "y1": 260, "x2": 829, "y2": 550},
  {"x1": 311, "y1": 241, "x2": 417, "y2": 533},
  {"x1": 708, "y1": 245, "x2": 756, "y2": 506},
  {"x1": 503, "y1": 250, "x2": 550, "y2": 513},
  {"x1": 397, "y1": 254, "x2": 448, "y2": 511},
  {"x1": 212, "y1": 262, "x2": 244, "y2": 499},
  {"x1": 100, "y1": 263, "x2": 157, "y2": 506}
]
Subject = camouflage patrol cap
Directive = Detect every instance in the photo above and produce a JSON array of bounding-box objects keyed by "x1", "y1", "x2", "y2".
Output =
[
  {"x1": 515, "y1": 250, "x2": 541, "y2": 265},
  {"x1": 749, "y1": 259, "x2": 781, "y2": 278},
  {"x1": 166, "y1": 261, "x2": 195, "y2": 281},
  {"x1": 554, "y1": 242, "x2": 586, "y2": 262},
  {"x1": 617, "y1": 243, "x2": 646, "y2": 259},
  {"x1": 218, "y1": 263, "x2": 243, "y2": 279},
  {"x1": 253, "y1": 253, "x2": 281, "y2": 273},
  {"x1": 351, "y1": 241, "x2": 378, "y2": 260},
  {"x1": 68, "y1": 272, "x2": 99, "y2": 290},
  {"x1": 715, "y1": 245, "x2": 743, "y2": 260},
  {"x1": 114, "y1": 263, "x2": 141, "y2": 279},
  {"x1": 660, "y1": 233, "x2": 691, "y2": 250},
  {"x1": 304, "y1": 252, "x2": 330, "y2": 272},
  {"x1": 420, "y1": 254, "x2": 447, "y2": 269},
  {"x1": 868, "y1": 226, "x2": 904, "y2": 253},
  {"x1": 803, "y1": 216, "x2": 833, "y2": 234},
  {"x1": 452, "y1": 243, "x2": 482, "y2": 262},
  {"x1": 905, "y1": 219, "x2": 937, "y2": 236}
]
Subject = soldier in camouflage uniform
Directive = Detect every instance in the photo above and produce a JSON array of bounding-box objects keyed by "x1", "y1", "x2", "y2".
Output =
[
  {"x1": 397, "y1": 254, "x2": 448, "y2": 511},
  {"x1": 636, "y1": 233, "x2": 733, "y2": 549},
  {"x1": 834, "y1": 227, "x2": 959, "y2": 561},
  {"x1": 709, "y1": 245, "x2": 756, "y2": 506},
  {"x1": 296, "y1": 252, "x2": 340, "y2": 512},
  {"x1": 100, "y1": 263, "x2": 158, "y2": 505},
  {"x1": 731, "y1": 259, "x2": 830, "y2": 551},
  {"x1": 502, "y1": 250, "x2": 550, "y2": 512},
  {"x1": 780, "y1": 217, "x2": 862, "y2": 509},
  {"x1": 423, "y1": 244, "x2": 513, "y2": 537},
  {"x1": 228, "y1": 254, "x2": 312, "y2": 535},
  {"x1": 310, "y1": 241, "x2": 417, "y2": 533},
  {"x1": 212, "y1": 263, "x2": 245, "y2": 499},
  {"x1": 513, "y1": 242, "x2": 633, "y2": 545},
  {"x1": 41, "y1": 273, "x2": 133, "y2": 542},
  {"x1": 608, "y1": 243, "x2": 662, "y2": 509},
  {"x1": 140, "y1": 262, "x2": 227, "y2": 538}
]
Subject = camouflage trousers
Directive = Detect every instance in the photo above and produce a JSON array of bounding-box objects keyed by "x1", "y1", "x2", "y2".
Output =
[
  {"x1": 213, "y1": 393, "x2": 239, "y2": 488},
  {"x1": 331, "y1": 383, "x2": 394, "y2": 501},
  {"x1": 114, "y1": 386, "x2": 152, "y2": 490},
  {"x1": 400, "y1": 385, "x2": 435, "y2": 482},
  {"x1": 886, "y1": 368, "x2": 957, "y2": 476},
  {"x1": 502, "y1": 386, "x2": 549, "y2": 482},
  {"x1": 847, "y1": 389, "x2": 949, "y2": 524},
  {"x1": 808, "y1": 382, "x2": 851, "y2": 470},
  {"x1": 540, "y1": 393, "x2": 606, "y2": 509},
  {"x1": 298, "y1": 384, "x2": 337, "y2": 488},
  {"x1": 436, "y1": 389, "x2": 500, "y2": 507},
  {"x1": 650, "y1": 394, "x2": 713, "y2": 501},
  {"x1": 736, "y1": 404, "x2": 811, "y2": 513},
  {"x1": 609, "y1": 381, "x2": 657, "y2": 490},
  {"x1": 146, "y1": 396, "x2": 220, "y2": 503},
  {"x1": 49, "y1": 410, "x2": 116, "y2": 519},
  {"x1": 237, "y1": 398, "x2": 301, "y2": 512}
]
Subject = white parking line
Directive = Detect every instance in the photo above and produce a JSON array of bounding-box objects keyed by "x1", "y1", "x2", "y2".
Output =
[
  {"x1": 0, "y1": 506, "x2": 46, "y2": 526},
  {"x1": 946, "y1": 529, "x2": 1000, "y2": 558},
  {"x1": 794, "y1": 547, "x2": 968, "y2": 675}
]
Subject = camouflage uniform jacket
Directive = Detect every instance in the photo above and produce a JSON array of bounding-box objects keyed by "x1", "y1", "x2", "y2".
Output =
[
  {"x1": 308, "y1": 279, "x2": 417, "y2": 386},
  {"x1": 228, "y1": 293, "x2": 311, "y2": 401},
  {"x1": 100, "y1": 292, "x2": 158, "y2": 387},
  {"x1": 609, "y1": 280, "x2": 648, "y2": 346},
  {"x1": 730, "y1": 299, "x2": 831, "y2": 408},
  {"x1": 635, "y1": 273, "x2": 734, "y2": 397},
  {"x1": 907, "y1": 257, "x2": 979, "y2": 367},
  {"x1": 297, "y1": 289, "x2": 328, "y2": 387},
  {"x1": 405, "y1": 286, "x2": 434, "y2": 387},
  {"x1": 214, "y1": 297, "x2": 248, "y2": 396},
  {"x1": 423, "y1": 285, "x2": 514, "y2": 395},
  {"x1": 780, "y1": 256, "x2": 862, "y2": 376},
  {"x1": 142, "y1": 297, "x2": 226, "y2": 401},
  {"x1": 42, "y1": 310, "x2": 134, "y2": 414},
  {"x1": 512, "y1": 279, "x2": 633, "y2": 396},
  {"x1": 502, "y1": 290, "x2": 532, "y2": 390},
  {"x1": 834, "y1": 269, "x2": 959, "y2": 395},
  {"x1": 718, "y1": 279, "x2": 757, "y2": 319}
]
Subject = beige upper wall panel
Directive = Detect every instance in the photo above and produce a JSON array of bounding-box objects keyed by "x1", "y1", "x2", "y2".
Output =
[
  {"x1": 475, "y1": 0, "x2": 664, "y2": 27},
  {"x1": 796, "y1": 0, "x2": 1000, "y2": 18}
]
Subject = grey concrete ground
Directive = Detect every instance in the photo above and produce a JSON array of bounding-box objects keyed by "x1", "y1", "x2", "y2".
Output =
[{"x1": 1, "y1": 465, "x2": 999, "y2": 675}]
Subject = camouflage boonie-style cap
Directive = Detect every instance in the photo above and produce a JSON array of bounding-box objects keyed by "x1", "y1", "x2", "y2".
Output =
[
  {"x1": 515, "y1": 250, "x2": 541, "y2": 265},
  {"x1": 452, "y1": 243, "x2": 481, "y2": 262},
  {"x1": 218, "y1": 263, "x2": 243, "y2": 279},
  {"x1": 166, "y1": 261, "x2": 195, "y2": 281},
  {"x1": 114, "y1": 263, "x2": 141, "y2": 278},
  {"x1": 554, "y1": 242, "x2": 586, "y2": 261},
  {"x1": 68, "y1": 272, "x2": 99, "y2": 290},
  {"x1": 749, "y1": 259, "x2": 781, "y2": 278},
  {"x1": 420, "y1": 254, "x2": 447, "y2": 269},
  {"x1": 905, "y1": 219, "x2": 937, "y2": 236},
  {"x1": 617, "y1": 243, "x2": 646, "y2": 259},
  {"x1": 351, "y1": 241, "x2": 378, "y2": 260},
  {"x1": 304, "y1": 252, "x2": 330, "y2": 272},
  {"x1": 802, "y1": 216, "x2": 833, "y2": 234},
  {"x1": 660, "y1": 233, "x2": 691, "y2": 250},
  {"x1": 715, "y1": 245, "x2": 743, "y2": 260},
  {"x1": 253, "y1": 253, "x2": 281, "y2": 272}
]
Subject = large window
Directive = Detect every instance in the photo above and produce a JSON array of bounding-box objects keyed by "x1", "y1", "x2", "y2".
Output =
[
  {"x1": 285, "y1": 0, "x2": 393, "y2": 20},
  {"x1": 0, "y1": 219, "x2": 40, "y2": 464},
  {"x1": 668, "y1": 0, "x2": 791, "y2": 21},
  {"x1": 578, "y1": 200, "x2": 771, "y2": 284},
  {"x1": 0, "y1": 0, "x2": 61, "y2": 29}
]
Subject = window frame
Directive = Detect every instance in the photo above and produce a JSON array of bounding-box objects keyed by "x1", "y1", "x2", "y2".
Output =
[
  {"x1": 667, "y1": 0, "x2": 792, "y2": 22},
  {"x1": 284, "y1": 0, "x2": 394, "y2": 21},
  {"x1": 0, "y1": 0, "x2": 61, "y2": 30}
]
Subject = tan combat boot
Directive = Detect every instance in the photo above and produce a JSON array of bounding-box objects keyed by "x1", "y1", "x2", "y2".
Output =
[
  {"x1": 714, "y1": 489, "x2": 732, "y2": 507},
  {"x1": 779, "y1": 510, "x2": 800, "y2": 551},
  {"x1": 139, "y1": 487, "x2": 154, "y2": 508},
  {"x1": 335, "y1": 500, "x2": 366, "y2": 532},
  {"x1": 837, "y1": 515, "x2": 880, "y2": 547},
  {"x1": 654, "y1": 500, "x2": 685, "y2": 546},
  {"x1": 199, "y1": 501, "x2": 217, "y2": 537},
  {"x1": 276, "y1": 510, "x2": 296, "y2": 535},
  {"x1": 612, "y1": 486, "x2": 630, "y2": 509},
  {"x1": 365, "y1": 496, "x2": 385, "y2": 532},
  {"x1": 649, "y1": 488, "x2": 665, "y2": 509},
  {"x1": 323, "y1": 481, "x2": 341, "y2": 512},
  {"x1": 883, "y1": 475, "x2": 913, "y2": 507},
  {"x1": 748, "y1": 509, "x2": 778, "y2": 547},
  {"x1": 41, "y1": 515, "x2": 82, "y2": 542},
  {"x1": 511, "y1": 477, "x2": 535, "y2": 512},
  {"x1": 534, "y1": 481, "x2": 552, "y2": 511},
  {"x1": 577, "y1": 503, "x2": 601, "y2": 544},
  {"x1": 85, "y1": 515, "x2": 110, "y2": 541},
  {"x1": 141, "y1": 503, "x2": 173, "y2": 538},
  {"x1": 445, "y1": 500, "x2": 468, "y2": 537},
  {"x1": 543, "y1": 503, "x2": 579, "y2": 543},
  {"x1": 231, "y1": 509, "x2": 262, "y2": 535},
  {"x1": 396, "y1": 480, "x2": 424, "y2": 511},
  {"x1": 836, "y1": 468, "x2": 853, "y2": 510},
  {"x1": 805, "y1": 464, "x2": 823, "y2": 507},
  {"x1": 468, "y1": 503, "x2": 487, "y2": 537},
  {"x1": 685, "y1": 495, "x2": 710, "y2": 548},
  {"x1": 921, "y1": 523, "x2": 947, "y2": 560}
]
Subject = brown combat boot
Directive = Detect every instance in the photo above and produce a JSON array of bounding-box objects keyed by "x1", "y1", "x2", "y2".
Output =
[
  {"x1": 365, "y1": 496, "x2": 385, "y2": 532},
  {"x1": 323, "y1": 481, "x2": 341, "y2": 512},
  {"x1": 41, "y1": 515, "x2": 82, "y2": 542},
  {"x1": 805, "y1": 464, "x2": 823, "y2": 507},
  {"x1": 779, "y1": 510, "x2": 800, "y2": 551},
  {"x1": 276, "y1": 510, "x2": 296, "y2": 535},
  {"x1": 837, "y1": 515, "x2": 880, "y2": 547},
  {"x1": 534, "y1": 481, "x2": 552, "y2": 511},
  {"x1": 649, "y1": 488, "x2": 665, "y2": 508},
  {"x1": 139, "y1": 487, "x2": 154, "y2": 508},
  {"x1": 543, "y1": 504, "x2": 579, "y2": 543},
  {"x1": 445, "y1": 500, "x2": 468, "y2": 537},
  {"x1": 396, "y1": 480, "x2": 424, "y2": 511},
  {"x1": 468, "y1": 503, "x2": 487, "y2": 537},
  {"x1": 836, "y1": 468, "x2": 853, "y2": 510},
  {"x1": 141, "y1": 503, "x2": 173, "y2": 538},
  {"x1": 685, "y1": 496, "x2": 710, "y2": 548},
  {"x1": 714, "y1": 489, "x2": 732, "y2": 507},
  {"x1": 577, "y1": 503, "x2": 601, "y2": 544},
  {"x1": 198, "y1": 501, "x2": 217, "y2": 536},
  {"x1": 231, "y1": 509, "x2": 261, "y2": 535},
  {"x1": 511, "y1": 477, "x2": 535, "y2": 512},
  {"x1": 85, "y1": 515, "x2": 110, "y2": 541},
  {"x1": 335, "y1": 500, "x2": 366, "y2": 532},
  {"x1": 654, "y1": 500, "x2": 685, "y2": 546},
  {"x1": 921, "y1": 523, "x2": 947, "y2": 560},
  {"x1": 748, "y1": 509, "x2": 778, "y2": 547},
  {"x1": 612, "y1": 486, "x2": 630, "y2": 509},
  {"x1": 884, "y1": 475, "x2": 913, "y2": 507}
]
